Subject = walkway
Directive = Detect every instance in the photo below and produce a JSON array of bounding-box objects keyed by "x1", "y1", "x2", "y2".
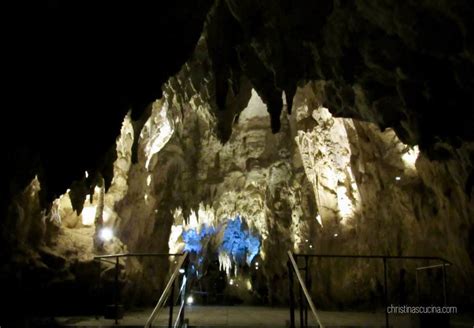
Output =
[{"x1": 54, "y1": 305, "x2": 464, "y2": 327}]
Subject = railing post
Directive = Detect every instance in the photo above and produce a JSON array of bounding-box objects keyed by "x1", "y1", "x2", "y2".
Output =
[
  {"x1": 304, "y1": 256, "x2": 309, "y2": 328},
  {"x1": 416, "y1": 269, "x2": 420, "y2": 305},
  {"x1": 383, "y1": 257, "x2": 389, "y2": 328},
  {"x1": 296, "y1": 255, "x2": 303, "y2": 328},
  {"x1": 180, "y1": 264, "x2": 186, "y2": 327},
  {"x1": 115, "y1": 256, "x2": 119, "y2": 325},
  {"x1": 442, "y1": 262, "x2": 447, "y2": 306},
  {"x1": 96, "y1": 259, "x2": 101, "y2": 319},
  {"x1": 169, "y1": 279, "x2": 175, "y2": 328},
  {"x1": 288, "y1": 258, "x2": 295, "y2": 328}
]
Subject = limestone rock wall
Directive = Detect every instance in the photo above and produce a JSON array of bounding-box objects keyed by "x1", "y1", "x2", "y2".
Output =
[
  {"x1": 292, "y1": 82, "x2": 474, "y2": 308},
  {"x1": 3, "y1": 4, "x2": 474, "y2": 314}
]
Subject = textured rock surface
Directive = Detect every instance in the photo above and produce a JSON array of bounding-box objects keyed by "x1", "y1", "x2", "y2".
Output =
[
  {"x1": 113, "y1": 35, "x2": 474, "y2": 307},
  {"x1": 292, "y1": 83, "x2": 474, "y2": 308},
  {"x1": 205, "y1": 0, "x2": 474, "y2": 154},
  {"x1": 4, "y1": 0, "x2": 474, "y2": 219},
  {"x1": 2, "y1": 1, "x2": 474, "y2": 322}
]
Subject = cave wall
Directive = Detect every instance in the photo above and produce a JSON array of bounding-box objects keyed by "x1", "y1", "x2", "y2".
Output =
[
  {"x1": 2, "y1": 0, "x2": 474, "y2": 320},
  {"x1": 292, "y1": 82, "x2": 474, "y2": 308},
  {"x1": 110, "y1": 33, "x2": 474, "y2": 308}
]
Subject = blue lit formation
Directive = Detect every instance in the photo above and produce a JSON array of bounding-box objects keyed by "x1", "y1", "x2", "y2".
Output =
[
  {"x1": 182, "y1": 225, "x2": 215, "y2": 253},
  {"x1": 181, "y1": 216, "x2": 260, "y2": 267},
  {"x1": 219, "y1": 216, "x2": 260, "y2": 265}
]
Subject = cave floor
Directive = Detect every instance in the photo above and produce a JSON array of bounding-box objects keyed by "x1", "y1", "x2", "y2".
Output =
[{"x1": 54, "y1": 305, "x2": 473, "y2": 327}]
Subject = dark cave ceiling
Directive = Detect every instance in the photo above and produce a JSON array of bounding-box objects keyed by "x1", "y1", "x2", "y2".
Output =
[{"x1": 2, "y1": 0, "x2": 474, "y2": 215}]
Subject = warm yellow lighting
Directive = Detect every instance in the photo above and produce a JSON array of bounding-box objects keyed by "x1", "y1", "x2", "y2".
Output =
[
  {"x1": 142, "y1": 101, "x2": 174, "y2": 170},
  {"x1": 336, "y1": 186, "x2": 354, "y2": 223},
  {"x1": 401, "y1": 145, "x2": 419, "y2": 170},
  {"x1": 315, "y1": 214, "x2": 322, "y2": 227},
  {"x1": 81, "y1": 206, "x2": 96, "y2": 226},
  {"x1": 168, "y1": 225, "x2": 184, "y2": 254},
  {"x1": 246, "y1": 279, "x2": 252, "y2": 291},
  {"x1": 147, "y1": 175, "x2": 152, "y2": 187}
]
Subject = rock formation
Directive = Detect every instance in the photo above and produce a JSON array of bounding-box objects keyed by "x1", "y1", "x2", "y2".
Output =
[{"x1": 1, "y1": 1, "x2": 474, "y2": 323}]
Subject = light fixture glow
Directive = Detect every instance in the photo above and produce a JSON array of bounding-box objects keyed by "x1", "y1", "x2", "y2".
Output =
[
  {"x1": 229, "y1": 279, "x2": 234, "y2": 285},
  {"x1": 85, "y1": 171, "x2": 89, "y2": 178},
  {"x1": 186, "y1": 296, "x2": 194, "y2": 305},
  {"x1": 395, "y1": 176, "x2": 401, "y2": 181},
  {"x1": 334, "y1": 233, "x2": 338, "y2": 237},
  {"x1": 179, "y1": 268, "x2": 185, "y2": 274},
  {"x1": 99, "y1": 227, "x2": 114, "y2": 241}
]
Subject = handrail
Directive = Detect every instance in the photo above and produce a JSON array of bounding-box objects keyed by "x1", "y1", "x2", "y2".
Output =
[
  {"x1": 416, "y1": 263, "x2": 451, "y2": 271},
  {"x1": 173, "y1": 275, "x2": 187, "y2": 328},
  {"x1": 94, "y1": 252, "x2": 185, "y2": 259},
  {"x1": 292, "y1": 252, "x2": 451, "y2": 328},
  {"x1": 415, "y1": 262, "x2": 450, "y2": 307},
  {"x1": 292, "y1": 253, "x2": 451, "y2": 264},
  {"x1": 288, "y1": 251, "x2": 325, "y2": 328},
  {"x1": 145, "y1": 252, "x2": 188, "y2": 328},
  {"x1": 93, "y1": 252, "x2": 187, "y2": 325}
]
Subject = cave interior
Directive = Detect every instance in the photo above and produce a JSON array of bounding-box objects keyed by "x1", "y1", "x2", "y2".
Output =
[{"x1": 1, "y1": 1, "x2": 474, "y2": 327}]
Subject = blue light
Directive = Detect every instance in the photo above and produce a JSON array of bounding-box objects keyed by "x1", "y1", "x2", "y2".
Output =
[
  {"x1": 182, "y1": 225, "x2": 215, "y2": 253},
  {"x1": 219, "y1": 216, "x2": 260, "y2": 265},
  {"x1": 180, "y1": 216, "x2": 260, "y2": 267}
]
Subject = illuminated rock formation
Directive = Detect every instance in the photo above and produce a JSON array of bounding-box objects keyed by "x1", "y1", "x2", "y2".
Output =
[{"x1": 2, "y1": 2, "x2": 474, "y2": 321}]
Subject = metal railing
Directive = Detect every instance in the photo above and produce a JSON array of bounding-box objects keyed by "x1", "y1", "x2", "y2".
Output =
[
  {"x1": 93, "y1": 252, "x2": 186, "y2": 325},
  {"x1": 288, "y1": 251, "x2": 325, "y2": 328},
  {"x1": 416, "y1": 262, "x2": 451, "y2": 306},
  {"x1": 145, "y1": 252, "x2": 188, "y2": 328},
  {"x1": 288, "y1": 252, "x2": 452, "y2": 328}
]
